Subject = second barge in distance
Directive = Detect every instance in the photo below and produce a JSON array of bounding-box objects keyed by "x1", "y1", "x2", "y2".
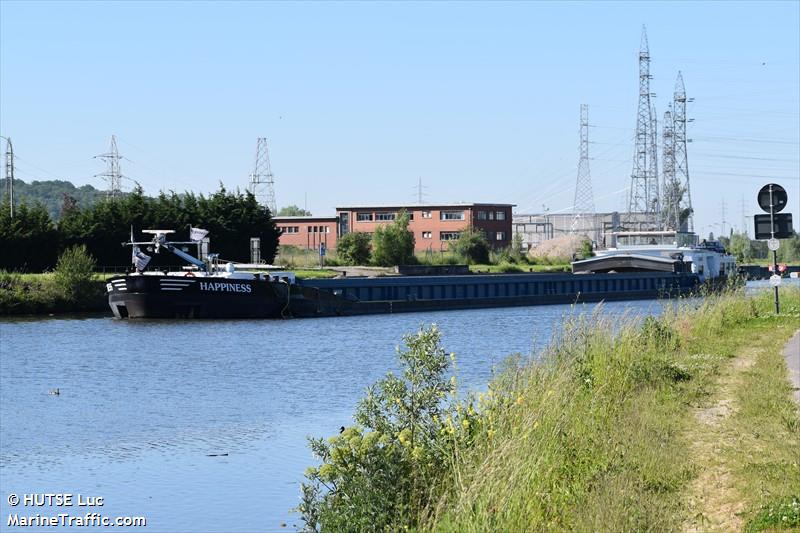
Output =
[
  {"x1": 291, "y1": 230, "x2": 736, "y2": 317},
  {"x1": 107, "y1": 230, "x2": 736, "y2": 319}
]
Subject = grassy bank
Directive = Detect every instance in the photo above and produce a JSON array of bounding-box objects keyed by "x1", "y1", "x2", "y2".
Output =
[
  {"x1": 430, "y1": 288, "x2": 799, "y2": 531},
  {"x1": 0, "y1": 272, "x2": 108, "y2": 315},
  {"x1": 298, "y1": 287, "x2": 800, "y2": 531}
]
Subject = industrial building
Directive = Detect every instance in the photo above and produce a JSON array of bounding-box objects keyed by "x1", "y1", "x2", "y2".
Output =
[
  {"x1": 513, "y1": 212, "x2": 655, "y2": 250},
  {"x1": 336, "y1": 203, "x2": 514, "y2": 252},
  {"x1": 273, "y1": 216, "x2": 338, "y2": 250},
  {"x1": 275, "y1": 203, "x2": 515, "y2": 252}
]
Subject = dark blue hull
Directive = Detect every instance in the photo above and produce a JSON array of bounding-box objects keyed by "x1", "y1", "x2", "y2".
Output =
[{"x1": 107, "y1": 271, "x2": 705, "y2": 319}]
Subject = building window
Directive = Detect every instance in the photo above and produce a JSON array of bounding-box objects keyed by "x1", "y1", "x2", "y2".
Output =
[
  {"x1": 440, "y1": 211, "x2": 465, "y2": 221},
  {"x1": 280, "y1": 226, "x2": 299, "y2": 234},
  {"x1": 496, "y1": 211, "x2": 506, "y2": 220},
  {"x1": 421, "y1": 211, "x2": 432, "y2": 218},
  {"x1": 376, "y1": 212, "x2": 396, "y2": 221},
  {"x1": 489, "y1": 211, "x2": 495, "y2": 220},
  {"x1": 496, "y1": 231, "x2": 506, "y2": 241},
  {"x1": 356, "y1": 212, "x2": 373, "y2": 221},
  {"x1": 477, "y1": 211, "x2": 487, "y2": 220},
  {"x1": 422, "y1": 231, "x2": 432, "y2": 239},
  {"x1": 325, "y1": 226, "x2": 330, "y2": 233},
  {"x1": 440, "y1": 231, "x2": 461, "y2": 241}
]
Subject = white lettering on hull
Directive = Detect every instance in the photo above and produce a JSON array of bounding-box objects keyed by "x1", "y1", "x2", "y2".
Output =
[{"x1": 198, "y1": 282, "x2": 253, "y2": 293}]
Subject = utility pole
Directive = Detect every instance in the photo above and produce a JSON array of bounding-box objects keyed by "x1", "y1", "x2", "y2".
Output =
[
  {"x1": 572, "y1": 104, "x2": 595, "y2": 236},
  {"x1": 627, "y1": 26, "x2": 659, "y2": 230},
  {"x1": 94, "y1": 135, "x2": 124, "y2": 199},
  {"x1": 248, "y1": 138, "x2": 277, "y2": 214},
  {"x1": 3, "y1": 137, "x2": 14, "y2": 218}
]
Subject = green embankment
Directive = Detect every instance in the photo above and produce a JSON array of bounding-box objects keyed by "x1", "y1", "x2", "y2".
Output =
[
  {"x1": 430, "y1": 289, "x2": 800, "y2": 531},
  {"x1": 0, "y1": 272, "x2": 108, "y2": 315},
  {"x1": 297, "y1": 288, "x2": 800, "y2": 531}
]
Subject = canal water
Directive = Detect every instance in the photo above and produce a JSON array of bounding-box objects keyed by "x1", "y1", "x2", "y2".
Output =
[{"x1": 0, "y1": 297, "x2": 722, "y2": 531}]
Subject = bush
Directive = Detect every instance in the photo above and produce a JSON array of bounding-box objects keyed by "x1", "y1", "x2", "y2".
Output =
[
  {"x1": 336, "y1": 232, "x2": 372, "y2": 265},
  {"x1": 372, "y1": 211, "x2": 415, "y2": 266},
  {"x1": 54, "y1": 245, "x2": 96, "y2": 301},
  {"x1": 451, "y1": 228, "x2": 490, "y2": 265},
  {"x1": 577, "y1": 238, "x2": 594, "y2": 260},
  {"x1": 298, "y1": 325, "x2": 474, "y2": 531}
]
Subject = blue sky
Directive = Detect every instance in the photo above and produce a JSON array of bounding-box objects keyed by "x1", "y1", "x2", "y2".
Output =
[{"x1": 1, "y1": 1, "x2": 798, "y2": 236}]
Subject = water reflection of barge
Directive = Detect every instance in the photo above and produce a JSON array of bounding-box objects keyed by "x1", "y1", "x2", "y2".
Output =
[{"x1": 107, "y1": 229, "x2": 734, "y2": 319}]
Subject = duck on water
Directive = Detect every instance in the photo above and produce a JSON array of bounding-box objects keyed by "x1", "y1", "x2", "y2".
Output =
[{"x1": 106, "y1": 228, "x2": 736, "y2": 320}]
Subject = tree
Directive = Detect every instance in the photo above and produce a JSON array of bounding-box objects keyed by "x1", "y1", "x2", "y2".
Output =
[
  {"x1": 777, "y1": 234, "x2": 800, "y2": 262},
  {"x1": 54, "y1": 245, "x2": 96, "y2": 301},
  {"x1": 299, "y1": 326, "x2": 467, "y2": 531},
  {"x1": 451, "y1": 227, "x2": 490, "y2": 264},
  {"x1": 337, "y1": 232, "x2": 372, "y2": 265},
  {"x1": 577, "y1": 238, "x2": 594, "y2": 260},
  {"x1": 277, "y1": 205, "x2": 312, "y2": 217},
  {"x1": 0, "y1": 200, "x2": 60, "y2": 271},
  {"x1": 727, "y1": 232, "x2": 753, "y2": 263},
  {"x1": 372, "y1": 211, "x2": 415, "y2": 266}
]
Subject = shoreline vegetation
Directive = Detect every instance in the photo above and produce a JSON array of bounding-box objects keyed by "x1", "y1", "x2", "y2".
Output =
[
  {"x1": 298, "y1": 287, "x2": 800, "y2": 531},
  {"x1": 0, "y1": 247, "x2": 108, "y2": 316}
]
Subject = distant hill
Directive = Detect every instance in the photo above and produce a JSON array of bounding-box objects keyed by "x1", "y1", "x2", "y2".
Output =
[{"x1": 1, "y1": 178, "x2": 105, "y2": 220}]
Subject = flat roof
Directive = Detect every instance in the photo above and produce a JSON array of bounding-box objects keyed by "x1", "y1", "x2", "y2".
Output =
[
  {"x1": 273, "y1": 215, "x2": 338, "y2": 221},
  {"x1": 336, "y1": 203, "x2": 515, "y2": 210}
]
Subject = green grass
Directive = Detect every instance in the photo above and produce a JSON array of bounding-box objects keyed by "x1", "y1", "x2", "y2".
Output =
[
  {"x1": 425, "y1": 288, "x2": 800, "y2": 531},
  {"x1": 289, "y1": 269, "x2": 340, "y2": 279},
  {"x1": 467, "y1": 263, "x2": 571, "y2": 274},
  {"x1": 0, "y1": 271, "x2": 108, "y2": 315},
  {"x1": 725, "y1": 315, "x2": 800, "y2": 531}
]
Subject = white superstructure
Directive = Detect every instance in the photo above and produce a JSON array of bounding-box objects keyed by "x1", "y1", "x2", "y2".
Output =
[{"x1": 599, "y1": 231, "x2": 736, "y2": 282}]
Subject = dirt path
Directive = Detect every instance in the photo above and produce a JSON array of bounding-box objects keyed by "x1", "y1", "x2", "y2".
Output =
[
  {"x1": 683, "y1": 329, "x2": 800, "y2": 532},
  {"x1": 784, "y1": 330, "x2": 800, "y2": 405},
  {"x1": 682, "y1": 351, "x2": 753, "y2": 531}
]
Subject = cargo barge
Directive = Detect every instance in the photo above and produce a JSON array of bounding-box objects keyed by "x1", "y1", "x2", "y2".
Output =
[{"x1": 107, "y1": 229, "x2": 734, "y2": 319}]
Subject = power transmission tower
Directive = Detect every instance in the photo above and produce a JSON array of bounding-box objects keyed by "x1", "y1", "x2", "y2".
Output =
[
  {"x1": 740, "y1": 196, "x2": 748, "y2": 237},
  {"x1": 572, "y1": 104, "x2": 594, "y2": 234},
  {"x1": 3, "y1": 137, "x2": 14, "y2": 218},
  {"x1": 720, "y1": 198, "x2": 727, "y2": 237},
  {"x1": 673, "y1": 71, "x2": 694, "y2": 231},
  {"x1": 650, "y1": 103, "x2": 660, "y2": 226},
  {"x1": 662, "y1": 105, "x2": 682, "y2": 230},
  {"x1": 94, "y1": 135, "x2": 124, "y2": 199},
  {"x1": 627, "y1": 26, "x2": 659, "y2": 230},
  {"x1": 248, "y1": 138, "x2": 276, "y2": 214},
  {"x1": 414, "y1": 177, "x2": 428, "y2": 203}
]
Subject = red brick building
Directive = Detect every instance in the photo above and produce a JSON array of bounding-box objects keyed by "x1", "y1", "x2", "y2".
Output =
[
  {"x1": 335, "y1": 203, "x2": 514, "y2": 252},
  {"x1": 274, "y1": 216, "x2": 338, "y2": 250}
]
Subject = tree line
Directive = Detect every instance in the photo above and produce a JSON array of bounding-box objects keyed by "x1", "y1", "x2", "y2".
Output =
[
  {"x1": 1, "y1": 178, "x2": 105, "y2": 221},
  {"x1": 0, "y1": 185, "x2": 280, "y2": 272}
]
